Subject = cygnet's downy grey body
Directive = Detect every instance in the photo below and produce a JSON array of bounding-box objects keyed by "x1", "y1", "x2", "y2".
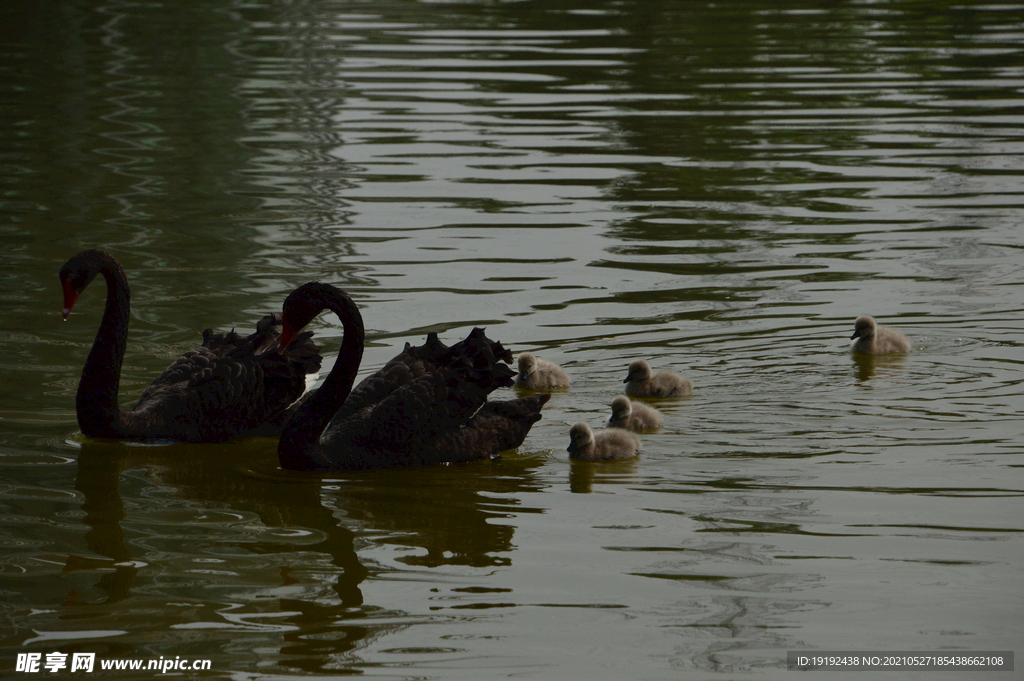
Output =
[
  {"x1": 849, "y1": 315, "x2": 910, "y2": 355},
  {"x1": 567, "y1": 422, "x2": 640, "y2": 462},
  {"x1": 607, "y1": 396, "x2": 663, "y2": 431},
  {"x1": 514, "y1": 352, "x2": 570, "y2": 389},
  {"x1": 623, "y1": 359, "x2": 692, "y2": 398}
]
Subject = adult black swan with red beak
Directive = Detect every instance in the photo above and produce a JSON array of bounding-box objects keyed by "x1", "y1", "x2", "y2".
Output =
[
  {"x1": 276, "y1": 281, "x2": 550, "y2": 471},
  {"x1": 59, "y1": 249, "x2": 321, "y2": 442}
]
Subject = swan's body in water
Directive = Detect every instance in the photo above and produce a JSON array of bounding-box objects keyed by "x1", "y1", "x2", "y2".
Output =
[
  {"x1": 514, "y1": 352, "x2": 570, "y2": 389},
  {"x1": 849, "y1": 315, "x2": 910, "y2": 355},
  {"x1": 623, "y1": 360, "x2": 692, "y2": 398},
  {"x1": 59, "y1": 249, "x2": 321, "y2": 442},
  {"x1": 607, "y1": 396, "x2": 663, "y2": 431},
  {"x1": 567, "y1": 423, "x2": 640, "y2": 462},
  {"x1": 276, "y1": 282, "x2": 550, "y2": 471}
]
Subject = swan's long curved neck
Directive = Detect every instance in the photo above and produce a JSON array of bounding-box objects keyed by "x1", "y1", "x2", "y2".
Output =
[
  {"x1": 76, "y1": 262, "x2": 131, "y2": 438},
  {"x1": 278, "y1": 292, "x2": 365, "y2": 469}
]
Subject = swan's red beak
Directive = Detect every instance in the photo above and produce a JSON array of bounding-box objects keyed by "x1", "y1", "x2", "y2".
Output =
[
  {"x1": 62, "y1": 284, "x2": 79, "y2": 320},
  {"x1": 278, "y1": 316, "x2": 297, "y2": 351}
]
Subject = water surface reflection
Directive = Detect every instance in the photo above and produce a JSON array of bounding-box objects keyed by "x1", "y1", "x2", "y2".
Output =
[
  {"x1": 4, "y1": 439, "x2": 546, "y2": 674},
  {"x1": 1, "y1": 0, "x2": 1023, "y2": 677}
]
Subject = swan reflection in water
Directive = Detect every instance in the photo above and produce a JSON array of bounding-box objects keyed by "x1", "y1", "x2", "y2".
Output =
[
  {"x1": 851, "y1": 351, "x2": 909, "y2": 383},
  {"x1": 67, "y1": 438, "x2": 545, "y2": 672}
]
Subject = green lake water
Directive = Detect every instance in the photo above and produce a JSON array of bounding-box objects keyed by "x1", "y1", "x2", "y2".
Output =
[{"x1": 1, "y1": 1, "x2": 1022, "y2": 678}]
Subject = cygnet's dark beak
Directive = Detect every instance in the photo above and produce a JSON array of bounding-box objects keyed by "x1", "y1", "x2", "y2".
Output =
[
  {"x1": 566, "y1": 443, "x2": 573, "y2": 453},
  {"x1": 850, "y1": 330, "x2": 860, "y2": 340},
  {"x1": 622, "y1": 376, "x2": 629, "y2": 383}
]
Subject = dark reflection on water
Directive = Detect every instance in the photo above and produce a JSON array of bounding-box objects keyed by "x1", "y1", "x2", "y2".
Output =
[
  {"x1": 62, "y1": 440, "x2": 372, "y2": 671},
  {"x1": 2, "y1": 0, "x2": 1024, "y2": 677},
  {"x1": 568, "y1": 458, "x2": 638, "y2": 494},
  {"x1": 72, "y1": 440, "x2": 365, "y2": 609},
  {"x1": 851, "y1": 351, "x2": 909, "y2": 383},
  {"x1": 2, "y1": 439, "x2": 545, "y2": 674}
]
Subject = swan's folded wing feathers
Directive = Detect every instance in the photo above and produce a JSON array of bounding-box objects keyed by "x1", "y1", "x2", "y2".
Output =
[
  {"x1": 190, "y1": 354, "x2": 261, "y2": 408},
  {"x1": 201, "y1": 328, "x2": 244, "y2": 354},
  {"x1": 130, "y1": 349, "x2": 278, "y2": 440},
  {"x1": 337, "y1": 355, "x2": 436, "y2": 420},
  {"x1": 403, "y1": 331, "x2": 450, "y2": 364},
  {"x1": 419, "y1": 394, "x2": 551, "y2": 463},
  {"x1": 140, "y1": 347, "x2": 216, "y2": 395},
  {"x1": 335, "y1": 329, "x2": 507, "y2": 422},
  {"x1": 124, "y1": 347, "x2": 252, "y2": 440},
  {"x1": 344, "y1": 366, "x2": 491, "y2": 452},
  {"x1": 462, "y1": 327, "x2": 513, "y2": 364},
  {"x1": 185, "y1": 354, "x2": 272, "y2": 439},
  {"x1": 200, "y1": 314, "x2": 293, "y2": 358},
  {"x1": 437, "y1": 329, "x2": 515, "y2": 388}
]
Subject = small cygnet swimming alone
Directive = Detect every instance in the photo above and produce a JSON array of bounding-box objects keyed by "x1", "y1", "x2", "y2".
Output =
[
  {"x1": 567, "y1": 422, "x2": 640, "y2": 462},
  {"x1": 623, "y1": 359, "x2": 692, "y2": 398},
  {"x1": 849, "y1": 315, "x2": 910, "y2": 355},
  {"x1": 514, "y1": 352, "x2": 570, "y2": 389},
  {"x1": 607, "y1": 396, "x2": 663, "y2": 431}
]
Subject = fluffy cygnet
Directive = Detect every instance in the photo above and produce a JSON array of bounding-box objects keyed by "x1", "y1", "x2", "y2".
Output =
[
  {"x1": 849, "y1": 315, "x2": 910, "y2": 355},
  {"x1": 514, "y1": 352, "x2": 570, "y2": 389},
  {"x1": 567, "y1": 422, "x2": 641, "y2": 462},
  {"x1": 607, "y1": 396, "x2": 663, "y2": 431},
  {"x1": 623, "y1": 359, "x2": 692, "y2": 398}
]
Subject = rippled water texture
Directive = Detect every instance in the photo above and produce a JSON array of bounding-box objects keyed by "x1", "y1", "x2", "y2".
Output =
[{"x1": 1, "y1": 1, "x2": 1022, "y2": 678}]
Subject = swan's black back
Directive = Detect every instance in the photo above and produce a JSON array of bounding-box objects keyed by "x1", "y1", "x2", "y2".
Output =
[
  {"x1": 313, "y1": 327, "x2": 531, "y2": 470},
  {"x1": 60, "y1": 249, "x2": 323, "y2": 443},
  {"x1": 130, "y1": 314, "x2": 322, "y2": 442}
]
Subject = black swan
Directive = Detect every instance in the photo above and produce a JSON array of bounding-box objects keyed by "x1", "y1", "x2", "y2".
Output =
[
  {"x1": 275, "y1": 281, "x2": 550, "y2": 471},
  {"x1": 60, "y1": 249, "x2": 322, "y2": 442},
  {"x1": 850, "y1": 315, "x2": 910, "y2": 354}
]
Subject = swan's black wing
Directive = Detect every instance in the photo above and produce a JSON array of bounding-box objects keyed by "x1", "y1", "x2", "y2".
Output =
[
  {"x1": 334, "y1": 361, "x2": 493, "y2": 452},
  {"x1": 422, "y1": 393, "x2": 551, "y2": 462},
  {"x1": 317, "y1": 335, "x2": 522, "y2": 469},
  {"x1": 319, "y1": 381, "x2": 548, "y2": 470},
  {"x1": 334, "y1": 328, "x2": 512, "y2": 421},
  {"x1": 200, "y1": 312, "x2": 283, "y2": 355},
  {"x1": 331, "y1": 332, "x2": 450, "y2": 421},
  {"x1": 129, "y1": 314, "x2": 321, "y2": 442}
]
